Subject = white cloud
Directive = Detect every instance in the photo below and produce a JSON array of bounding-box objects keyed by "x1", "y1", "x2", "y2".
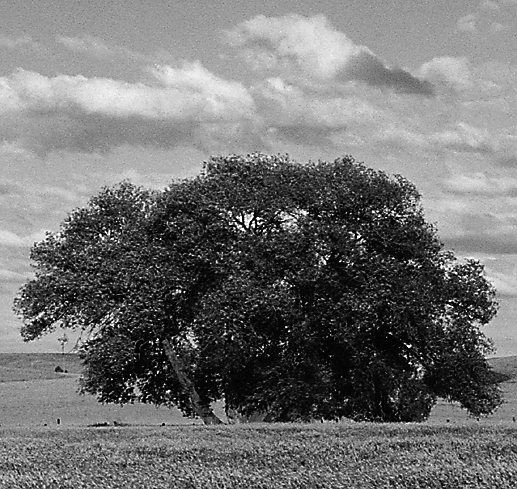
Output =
[
  {"x1": 250, "y1": 77, "x2": 391, "y2": 148},
  {"x1": 5, "y1": 64, "x2": 254, "y2": 120},
  {"x1": 419, "y1": 57, "x2": 473, "y2": 91},
  {"x1": 227, "y1": 14, "x2": 361, "y2": 80},
  {"x1": 228, "y1": 14, "x2": 434, "y2": 97},
  {"x1": 0, "y1": 64, "x2": 257, "y2": 155},
  {"x1": 456, "y1": 13, "x2": 478, "y2": 33},
  {"x1": 0, "y1": 15, "x2": 512, "y2": 164}
]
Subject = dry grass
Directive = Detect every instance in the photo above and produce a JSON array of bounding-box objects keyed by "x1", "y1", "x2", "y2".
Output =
[
  {"x1": 1, "y1": 354, "x2": 517, "y2": 487},
  {"x1": 1, "y1": 423, "x2": 517, "y2": 488}
]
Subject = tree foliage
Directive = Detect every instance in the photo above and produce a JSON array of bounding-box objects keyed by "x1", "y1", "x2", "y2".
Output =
[{"x1": 14, "y1": 154, "x2": 502, "y2": 422}]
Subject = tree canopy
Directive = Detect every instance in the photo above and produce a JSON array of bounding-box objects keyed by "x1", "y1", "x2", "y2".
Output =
[{"x1": 14, "y1": 153, "x2": 502, "y2": 423}]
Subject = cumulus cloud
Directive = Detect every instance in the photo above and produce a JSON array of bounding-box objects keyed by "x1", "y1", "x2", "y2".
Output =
[
  {"x1": 456, "y1": 13, "x2": 478, "y2": 33},
  {"x1": 0, "y1": 63, "x2": 257, "y2": 155},
  {"x1": 252, "y1": 77, "x2": 360, "y2": 147},
  {"x1": 227, "y1": 14, "x2": 434, "y2": 97},
  {"x1": 4, "y1": 64, "x2": 253, "y2": 120},
  {"x1": 419, "y1": 57, "x2": 473, "y2": 91},
  {"x1": 227, "y1": 14, "x2": 360, "y2": 79},
  {"x1": 0, "y1": 15, "x2": 512, "y2": 160}
]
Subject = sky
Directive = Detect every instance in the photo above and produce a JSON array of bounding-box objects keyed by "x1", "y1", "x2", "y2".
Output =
[{"x1": 0, "y1": 0, "x2": 516, "y2": 355}]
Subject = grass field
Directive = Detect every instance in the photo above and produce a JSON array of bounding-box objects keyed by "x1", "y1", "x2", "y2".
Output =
[
  {"x1": 1, "y1": 423, "x2": 517, "y2": 488},
  {"x1": 1, "y1": 353, "x2": 517, "y2": 427},
  {"x1": 1, "y1": 353, "x2": 517, "y2": 488},
  {"x1": 1, "y1": 352, "x2": 517, "y2": 427},
  {"x1": 0, "y1": 353, "x2": 204, "y2": 428}
]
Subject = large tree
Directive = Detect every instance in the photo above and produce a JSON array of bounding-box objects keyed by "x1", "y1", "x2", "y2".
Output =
[{"x1": 14, "y1": 154, "x2": 502, "y2": 423}]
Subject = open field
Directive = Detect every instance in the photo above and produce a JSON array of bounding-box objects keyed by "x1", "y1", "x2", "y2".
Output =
[
  {"x1": 1, "y1": 354, "x2": 517, "y2": 488},
  {"x1": 0, "y1": 353, "x2": 83, "y2": 383},
  {"x1": 0, "y1": 353, "x2": 212, "y2": 427},
  {"x1": 1, "y1": 353, "x2": 517, "y2": 427},
  {"x1": 1, "y1": 423, "x2": 517, "y2": 488}
]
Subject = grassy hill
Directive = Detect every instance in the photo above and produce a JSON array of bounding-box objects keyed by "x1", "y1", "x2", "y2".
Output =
[
  {"x1": 1, "y1": 352, "x2": 516, "y2": 383},
  {"x1": 0, "y1": 352, "x2": 516, "y2": 427},
  {"x1": 487, "y1": 355, "x2": 517, "y2": 382},
  {"x1": 0, "y1": 353, "x2": 83, "y2": 383}
]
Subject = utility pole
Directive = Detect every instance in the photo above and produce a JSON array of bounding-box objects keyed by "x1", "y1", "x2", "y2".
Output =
[{"x1": 58, "y1": 332, "x2": 68, "y2": 356}]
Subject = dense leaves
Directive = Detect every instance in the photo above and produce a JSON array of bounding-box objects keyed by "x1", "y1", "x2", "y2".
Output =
[{"x1": 14, "y1": 154, "x2": 502, "y2": 422}]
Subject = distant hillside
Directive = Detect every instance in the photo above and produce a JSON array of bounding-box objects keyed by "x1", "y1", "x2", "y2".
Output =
[
  {"x1": 488, "y1": 355, "x2": 517, "y2": 383},
  {"x1": 0, "y1": 353, "x2": 82, "y2": 382},
  {"x1": 0, "y1": 352, "x2": 516, "y2": 384}
]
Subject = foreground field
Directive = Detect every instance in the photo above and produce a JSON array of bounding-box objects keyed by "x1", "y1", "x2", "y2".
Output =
[{"x1": 1, "y1": 423, "x2": 517, "y2": 488}]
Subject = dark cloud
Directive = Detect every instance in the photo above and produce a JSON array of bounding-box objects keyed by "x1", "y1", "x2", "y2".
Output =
[
  {"x1": 230, "y1": 14, "x2": 435, "y2": 98},
  {"x1": 345, "y1": 52, "x2": 435, "y2": 97},
  {"x1": 0, "y1": 111, "x2": 266, "y2": 158}
]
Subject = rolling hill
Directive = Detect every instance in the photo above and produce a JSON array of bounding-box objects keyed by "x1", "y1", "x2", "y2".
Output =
[
  {"x1": 0, "y1": 352, "x2": 516, "y2": 427},
  {"x1": 0, "y1": 353, "x2": 83, "y2": 383},
  {"x1": 1, "y1": 352, "x2": 515, "y2": 383}
]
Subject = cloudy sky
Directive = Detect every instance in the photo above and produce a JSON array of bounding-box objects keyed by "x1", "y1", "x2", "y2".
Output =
[{"x1": 1, "y1": 0, "x2": 516, "y2": 355}]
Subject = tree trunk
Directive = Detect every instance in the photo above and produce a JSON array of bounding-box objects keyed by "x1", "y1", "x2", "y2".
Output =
[{"x1": 162, "y1": 338, "x2": 223, "y2": 425}]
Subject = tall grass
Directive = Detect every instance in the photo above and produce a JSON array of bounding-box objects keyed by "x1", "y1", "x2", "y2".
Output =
[{"x1": 1, "y1": 423, "x2": 516, "y2": 488}]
